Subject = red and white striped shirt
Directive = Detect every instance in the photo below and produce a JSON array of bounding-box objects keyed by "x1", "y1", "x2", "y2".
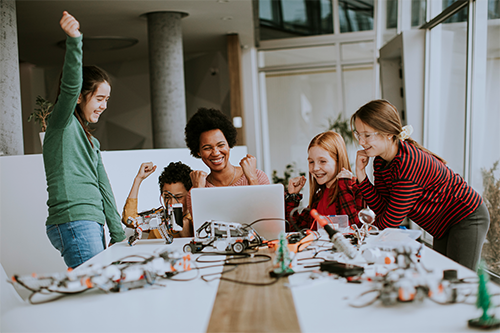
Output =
[{"x1": 358, "y1": 140, "x2": 482, "y2": 238}]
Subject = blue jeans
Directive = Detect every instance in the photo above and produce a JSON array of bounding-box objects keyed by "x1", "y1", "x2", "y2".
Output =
[{"x1": 46, "y1": 220, "x2": 105, "y2": 269}]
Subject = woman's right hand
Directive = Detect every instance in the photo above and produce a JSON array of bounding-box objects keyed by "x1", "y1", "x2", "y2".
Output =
[
  {"x1": 288, "y1": 176, "x2": 306, "y2": 194},
  {"x1": 356, "y1": 149, "x2": 369, "y2": 182},
  {"x1": 60, "y1": 11, "x2": 81, "y2": 38},
  {"x1": 190, "y1": 170, "x2": 208, "y2": 188},
  {"x1": 135, "y1": 162, "x2": 156, "y2": 181}
]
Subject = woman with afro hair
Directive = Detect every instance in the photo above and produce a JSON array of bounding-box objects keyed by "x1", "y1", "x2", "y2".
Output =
[{"x1": 185, "y1": 108, "x2": 269, "y2": 211}]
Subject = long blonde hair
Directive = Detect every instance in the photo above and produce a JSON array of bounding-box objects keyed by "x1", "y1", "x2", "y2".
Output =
[
  {"x1": 350, "y1": 99, "x2": 446, "y2": 164},
  {"x1": 308, "y1": 131, "x2": 351, "y2": 208}
]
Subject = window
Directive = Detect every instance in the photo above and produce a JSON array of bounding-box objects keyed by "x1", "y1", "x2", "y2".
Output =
[
  {"x1": 259, "y1": 0, "x2": 334, "y2": 41},
  {"x1": 338, "y1": 0, "x2": 374, "y2": 33}
]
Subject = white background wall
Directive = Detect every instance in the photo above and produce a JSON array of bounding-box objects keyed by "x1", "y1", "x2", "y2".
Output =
[{"x1": 0, "y1": 146, "x2": 248, "y2": 278}]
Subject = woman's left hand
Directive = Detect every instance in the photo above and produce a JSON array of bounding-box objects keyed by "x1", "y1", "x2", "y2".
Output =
[{"x1": 240, "y1": 154, "x2": 258, "y2": 185}]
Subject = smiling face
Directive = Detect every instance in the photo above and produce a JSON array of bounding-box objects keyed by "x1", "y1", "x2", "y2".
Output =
[
  {"x1": 308, "y1": 146, "x2": 338, "y2": 188},
  {"x1": 199, "y1": 129, "x2": 230, "y2": 172},
  {"x1": 78, "y1": 81, "x2": 111, "y2": 123},
  {"x1": 354, "y1": 118, "x2": 394, "y2": 159}
]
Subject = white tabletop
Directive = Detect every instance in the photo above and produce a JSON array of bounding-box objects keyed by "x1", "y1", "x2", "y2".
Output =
[
  {"x1": 2, "y1": 238, "x2": 223, "y2": 333},
  {"x1": 2, "y1": 238, "x2": 498, "y2": 333},
  {"x1": 289, "y1": 244, "x2": 497, "y2": 333}
]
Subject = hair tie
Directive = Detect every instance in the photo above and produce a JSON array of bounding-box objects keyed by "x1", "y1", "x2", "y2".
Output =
[{"x1": 400, "y1": 125, "x2": 413, "y2": 140}]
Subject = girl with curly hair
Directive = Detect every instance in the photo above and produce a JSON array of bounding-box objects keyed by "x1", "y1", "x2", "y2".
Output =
[{"x1": 122, "y1": 161, "x2": 194, "y2": 238}]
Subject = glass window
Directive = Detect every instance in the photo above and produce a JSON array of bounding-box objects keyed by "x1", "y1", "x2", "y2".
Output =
[
  {"x1": 259, "y1": 0, "x2": 333, "y2": 41},
  {"x1": 259, "y1": 0, "x2": 274, "y2": 21},
  {"x1": 264, "y1": 69, "x2": 341, "y2": 197},
  {"x1": 412, "y1": 0, "x2": 427, "y2": 27},
  {"x1": 338, "y1": 0, "x2": 374, "y2": 33},
  {"x1": 426, "y1": 17, "x2": 467, "y2": 175},
  {"x1": 260, "y1": 45, "x2": 337, "y2": 68},
  {"x1": 489, "y1": 0, "x2": 500, "y2": 19},
  {"x1": 443, "y1": 0, "x2": 468, "y2": 24},
  {"x1": 282, "y1": 0, "x2": 308, "y2": 27},
  {"x1": 386, "y1": 0, "x2": 398, "y2": 29}
]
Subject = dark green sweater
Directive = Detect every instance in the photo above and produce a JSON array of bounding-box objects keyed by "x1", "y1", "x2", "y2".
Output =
[{"x1": 43, "y1": 35, "x2": 125, "y2": 243}]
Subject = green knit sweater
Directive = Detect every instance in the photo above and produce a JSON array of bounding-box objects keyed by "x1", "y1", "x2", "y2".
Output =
[{"x1": 43, "y1": 35, "x2": 125, "y2": 243}]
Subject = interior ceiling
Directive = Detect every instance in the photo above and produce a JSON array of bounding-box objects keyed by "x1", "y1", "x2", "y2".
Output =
[{"x1": 15, "y1": 0, "x2": 255, "y2": 67}]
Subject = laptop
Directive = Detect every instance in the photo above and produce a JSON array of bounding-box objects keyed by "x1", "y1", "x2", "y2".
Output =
[{"x1": 190, "y1": 184, "x2": 285, "y2": 241}]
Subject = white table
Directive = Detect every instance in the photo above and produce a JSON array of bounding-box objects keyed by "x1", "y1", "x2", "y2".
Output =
[
  {"x1": 2, "y1": 238, "x2": 498, "y2": 333},
  {"x1": 290, "y1": 244, "x2": 497, "y2": 333},
  {"x1": 2, "y1": 238, "x2": 223, "y2": 333}
]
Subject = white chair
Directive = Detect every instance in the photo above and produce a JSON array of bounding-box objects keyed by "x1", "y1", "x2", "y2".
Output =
[{"x1": 0, "y1": 262, "x2": 25, "y2": 315}]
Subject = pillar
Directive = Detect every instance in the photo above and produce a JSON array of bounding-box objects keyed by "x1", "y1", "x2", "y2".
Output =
[
  {"x1": 146, "y1": 11, "x2": 188, "y2": 148},
  {"x1": 0, "y1": 0, "x2": 24, "y2": 155}
]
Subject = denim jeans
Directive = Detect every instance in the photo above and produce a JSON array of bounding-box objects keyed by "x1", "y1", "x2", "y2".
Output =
[{"x1": 46, "y1": 220, "x2": 105, "y2": 269}]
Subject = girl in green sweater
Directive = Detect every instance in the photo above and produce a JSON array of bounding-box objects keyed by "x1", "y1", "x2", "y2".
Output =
[{"x1": 44, "y1": 11, "x2": 125, "y2": 268}]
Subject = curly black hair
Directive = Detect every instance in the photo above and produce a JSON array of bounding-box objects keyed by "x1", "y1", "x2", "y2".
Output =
[
  {"x1": 184, "y1": 108, "x2": 237, "y2": 158},
  {"x1": 158, "y1": 161, "x2": 193, "y2": 192}
]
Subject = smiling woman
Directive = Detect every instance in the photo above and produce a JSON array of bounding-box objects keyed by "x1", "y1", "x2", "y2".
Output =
[
  {"x1": 184, "y1": 108, "x2": 270, "y2": 213},
  {"x1": 185, "y1": 108, "x2": 270, "y2": 187}
]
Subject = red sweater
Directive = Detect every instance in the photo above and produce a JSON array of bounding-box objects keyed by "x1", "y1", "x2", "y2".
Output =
[
  {"x1": 358, "y1": 140, "x2": 482, "y2": 238},
  {"x1": 285, "y1": 177, "x2": 365, "y2": 231}
]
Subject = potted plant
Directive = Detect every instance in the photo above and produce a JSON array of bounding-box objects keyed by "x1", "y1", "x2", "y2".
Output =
[
  {"x1": 28, "y1": 95, "x2": 54, "y2": 146},
  {"x1": 327, "y1": 113, "x2": 354, "y2": 145},
  {"x1": 482, "y1": 161, "x2": 500, "y2": 274}
]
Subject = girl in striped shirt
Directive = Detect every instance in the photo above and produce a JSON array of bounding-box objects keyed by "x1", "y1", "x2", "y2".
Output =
[{"x1": 351, "y1": 99, "x2": 489, "y2": 270}]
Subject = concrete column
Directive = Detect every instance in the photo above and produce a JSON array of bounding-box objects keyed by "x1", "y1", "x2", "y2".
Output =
[
  {"x1": 0, "y1": 0, "x2": 24, "y2": 155},
  {"x1": 146, "y1": 11, "x2": 188, "y2": 148}
]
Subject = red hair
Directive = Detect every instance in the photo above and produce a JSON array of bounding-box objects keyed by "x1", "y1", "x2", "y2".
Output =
[{"x1": 308, "y1": 131, "x2": 351, "y2": 208}]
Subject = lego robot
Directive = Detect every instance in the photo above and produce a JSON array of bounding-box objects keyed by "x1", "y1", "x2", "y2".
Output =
[
  {"x1": 127, "y1": 203, "x2": 183, "y2": 246},
  {"x1": 183, "y1": 220, "x2": 261, "y2": 254}
]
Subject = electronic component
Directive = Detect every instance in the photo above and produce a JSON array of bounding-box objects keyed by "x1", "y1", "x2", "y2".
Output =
[
  {"x1": 127, "y1": 203, "x2": 183, "y2": 246},
  {"x1": 10, "y1": 249, "x2": 191, "y2": 303},
  {"x1": 183, "y1": 220, "x2": 261, "y2": 254},
  {"x1": 310, "y1": 209, "x2": 358, "y2": 259},
  {"x1": 319, "y1": 261, "x2": 364, "y2": 277}
]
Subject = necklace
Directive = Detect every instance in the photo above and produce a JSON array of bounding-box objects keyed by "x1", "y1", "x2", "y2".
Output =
[{"x1": 210, "y1": 166, "x2": 236, "y2": 186}]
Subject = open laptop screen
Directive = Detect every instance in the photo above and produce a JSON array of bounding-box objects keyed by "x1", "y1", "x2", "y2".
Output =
[{"x1": 190, "y1": 184, "x2": 285, "y2": 241}]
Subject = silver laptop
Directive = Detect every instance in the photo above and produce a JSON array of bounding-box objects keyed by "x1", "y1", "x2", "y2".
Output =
[{"x1": 191, "y1": 184, "x2": 285, "y2": 241}]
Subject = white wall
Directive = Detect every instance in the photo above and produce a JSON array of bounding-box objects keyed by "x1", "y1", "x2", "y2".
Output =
[{"x1": 0, "y1": 146, "x2": 248, "y2": 278}]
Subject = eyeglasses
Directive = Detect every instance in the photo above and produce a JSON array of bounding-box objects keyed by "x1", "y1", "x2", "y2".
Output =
[
  {"x1": 353, "y1": 130, "x2": 379, "y2": 142},
  {"x1": 162, "y1": 192, "x2": 184, "y2": 204}
]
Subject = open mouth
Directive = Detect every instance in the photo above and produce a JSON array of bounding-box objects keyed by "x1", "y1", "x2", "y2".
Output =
[{"x1": 210, "y1": 157, "x2": 224, "y2": 165}]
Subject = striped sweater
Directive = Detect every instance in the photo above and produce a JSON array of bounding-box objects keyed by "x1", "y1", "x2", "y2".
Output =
[{"x1": 358, "y1": 140, "x2": 482, "y2": 238}]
